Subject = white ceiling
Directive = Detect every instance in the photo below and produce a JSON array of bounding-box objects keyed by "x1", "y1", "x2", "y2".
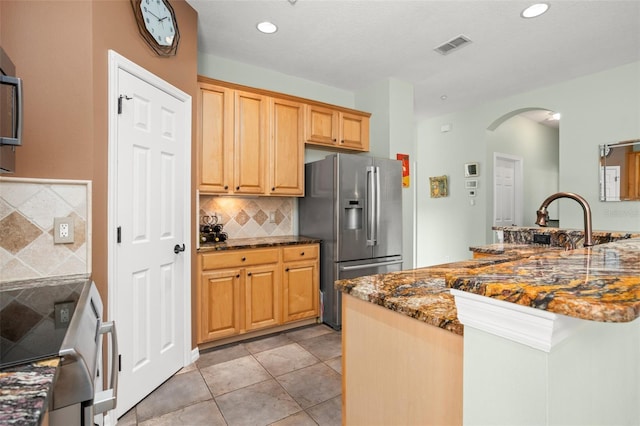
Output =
[{"x1": 186, "y1": 0, "x2": 640, "y2": 121}]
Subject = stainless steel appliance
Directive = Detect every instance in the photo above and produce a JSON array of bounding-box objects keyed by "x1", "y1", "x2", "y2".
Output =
[
  {"x1": 299, "y1": 153, "x2": 403, "y2": 329},
  {"x1": 0, "y1": 278, "x2": 117, "y2": 425},
  {"x1": 0, "y1": 46, "x2": 23, "y2": 174}
]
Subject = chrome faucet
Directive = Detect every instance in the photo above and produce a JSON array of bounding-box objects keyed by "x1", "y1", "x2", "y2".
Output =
[{"x1": 535, "y1": 192, "x2": 594, "y2": 247}]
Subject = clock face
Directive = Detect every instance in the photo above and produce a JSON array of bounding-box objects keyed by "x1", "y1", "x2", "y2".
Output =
[{"x1": 139, "y1": 0, "x2": 176, "y2": 47}]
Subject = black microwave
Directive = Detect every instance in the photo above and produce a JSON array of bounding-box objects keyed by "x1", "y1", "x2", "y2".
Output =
[{"x1": 0, "y1": 46, "x2": 23, "y2": 174}]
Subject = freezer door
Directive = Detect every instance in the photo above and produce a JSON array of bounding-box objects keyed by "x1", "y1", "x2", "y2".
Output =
[
  {"x1": 321, "y1": 256, "x2": 403, "y2": 329},
  {"x1": 373, "y1": 158, "x2": 403, "y2": 259}
]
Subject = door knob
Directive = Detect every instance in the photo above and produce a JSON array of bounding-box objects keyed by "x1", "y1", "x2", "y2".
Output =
[{"x1": 173, "y1": 244, "x2": 185, "y2": 254}]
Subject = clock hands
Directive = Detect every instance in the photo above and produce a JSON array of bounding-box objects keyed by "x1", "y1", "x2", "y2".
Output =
[{"x1": 146, "y1": 9, "x2": 168, "y2": 22}]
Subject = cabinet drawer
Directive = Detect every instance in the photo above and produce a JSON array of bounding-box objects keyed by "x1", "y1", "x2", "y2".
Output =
[
  {"x1": 282, "y1": 244, "x2": 318, "y2": 262},
  {"x1": 202, "y1": 248, "x2": 279, "y2": 270}
]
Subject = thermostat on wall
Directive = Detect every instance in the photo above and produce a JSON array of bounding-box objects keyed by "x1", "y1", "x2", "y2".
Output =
[{"x1": 464, "y1": 162, "x2": 479, "y2": 177}]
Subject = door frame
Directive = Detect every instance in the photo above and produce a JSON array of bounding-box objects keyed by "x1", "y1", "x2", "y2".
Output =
[
  {"x1": 106, "y1": 50, "x2": 193, "y2": 422},
  {"x1": 493, "y1": 152, "x2": 524, "y2": 229}
]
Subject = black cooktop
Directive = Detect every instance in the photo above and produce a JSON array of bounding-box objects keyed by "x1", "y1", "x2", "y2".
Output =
[{"x1": 0, "y1": 278, "x2": 88, "y2": 369}]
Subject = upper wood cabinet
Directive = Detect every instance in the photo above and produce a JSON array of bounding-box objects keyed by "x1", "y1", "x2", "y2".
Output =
[
  {"x1": 233, "y1": 90, "x2": 268, "y2": 195},
  {"x1": 197, "y1": 84, "x2": 233, "y2": 193},
  {"x1": 305, "y1": 104, "x2": 370, "y2": 152},
  {"x1": 197, "y1": 76, "x2": 370, "y2": 196},
  {"x1": 197, "y1": 83, "x2": 267, "y2": 195},
  {"x1": 198, "y1": 80, "x2": 304, "y2": 196},
  {"x1": 269, "y1": 97, "x2": 304, "y2": 196}
]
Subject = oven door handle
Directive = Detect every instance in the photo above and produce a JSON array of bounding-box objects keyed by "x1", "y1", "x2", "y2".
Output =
[{"x1": 94, "y1": 321, "x2": 118, "y2": 415}]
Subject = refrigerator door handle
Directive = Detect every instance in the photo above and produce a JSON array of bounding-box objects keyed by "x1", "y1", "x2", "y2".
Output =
[
  {"x1": 339, "y1": 259, "x2": 404, "y2": 271},
  {"x1": 374, "y1": 166, "x2": 381, "y2": 246},
  {"x1": 366, "y1": 165, "x2": 376, "y2": 246}
]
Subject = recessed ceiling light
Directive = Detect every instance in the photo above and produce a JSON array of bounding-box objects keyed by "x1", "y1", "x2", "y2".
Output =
[
  {"x1": 257, "y1": 21, "x2": 278, "y2": 34},
  {"x1": 440, "y1": 95, "x2": 448, "y2": 100},
  {"x1": 521, "y1": 3, "x2": 549, "y2": 18}
]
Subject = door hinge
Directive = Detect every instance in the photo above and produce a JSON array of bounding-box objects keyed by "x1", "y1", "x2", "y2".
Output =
[
  {"x1": 117, "y1": 95, "x2": 132, "y2": 114},
  {"x1": 117, "y1": 226, "x2": 121, "y2": 243},
  {"x1": 118, "y1": 354, "x2": 122, "y2": 372}
]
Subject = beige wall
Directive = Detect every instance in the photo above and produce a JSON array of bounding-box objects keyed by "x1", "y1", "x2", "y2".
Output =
[{"x1": 1, "y1": 0, "x2": 198, "y2": 343}]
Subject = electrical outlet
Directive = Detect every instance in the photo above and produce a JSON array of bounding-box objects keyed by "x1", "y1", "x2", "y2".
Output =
[
  {"x1": 533, "y1": 234, "x2": 551, "y2": 245},
  {"x1": 269, "y1": 211, "x2": 276, "y2": 223},
  {"x1": 54, "y1": 217, "x2": 74, "y2": 244},
  {"x1": 54, "y1": 301, "x2": 75, "y2": 329}
]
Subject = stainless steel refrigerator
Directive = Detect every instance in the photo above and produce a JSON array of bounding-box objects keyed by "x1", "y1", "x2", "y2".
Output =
[{"x1": 299, "y1": 153, "x2": 403, "y2": 329}]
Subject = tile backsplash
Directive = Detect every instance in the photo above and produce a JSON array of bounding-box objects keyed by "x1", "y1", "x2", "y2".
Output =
[
  {"x1": 0, "y1": 178, "x2": 91, "y2": 283},
  {"x1": 199, "y1": 196, "x2": 294, "y2": 239}
]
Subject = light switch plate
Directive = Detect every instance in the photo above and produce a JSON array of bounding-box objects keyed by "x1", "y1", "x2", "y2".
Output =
[{"x1": 54, "y1": 217, "x2": 74, "y2": 244}]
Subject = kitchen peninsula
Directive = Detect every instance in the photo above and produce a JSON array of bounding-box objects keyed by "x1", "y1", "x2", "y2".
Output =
[{"x1": 337, "y1": 236, "x2": 640, "y2": 425}]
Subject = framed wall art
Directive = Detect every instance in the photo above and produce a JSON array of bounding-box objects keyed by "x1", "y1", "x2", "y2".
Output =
[
  {"x1": 429, "y1": 175, "x2": 448, "y2": 198},
  {"x1": 397, "y1": 153, "x2": 410, "y2": 188}
]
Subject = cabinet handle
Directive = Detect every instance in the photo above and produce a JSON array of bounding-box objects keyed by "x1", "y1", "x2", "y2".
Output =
[{"x1": 241, "y1": 257, "x2": 246, "y2": 261}]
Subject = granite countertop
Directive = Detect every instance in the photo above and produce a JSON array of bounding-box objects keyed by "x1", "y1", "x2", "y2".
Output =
[
  {"x1": 469, "y1": 243, "x2": 564, "y2": 257},
  {"x1": 0, "y1": 358, "x2": 59, "y2": 426},
  {"x1": 336, "y1": 257, "x2": 517, "y2": 335},
  {"x1": 198, "y1": 235, "x2": 321, "y2": 252},
  {"x1": 450, "y1": 238, "x2": 640, "y2": 322},
  {"x1": 336, "y1": 237, "x2": 640, "y2": 335},
  {"x1": 1, "y1": 274, "x2": 90, "y2": 425}
]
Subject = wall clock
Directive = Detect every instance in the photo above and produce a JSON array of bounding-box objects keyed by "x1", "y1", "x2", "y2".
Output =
[{"x1": 131, "y1": 0, "x2": 180, "y2": 57}]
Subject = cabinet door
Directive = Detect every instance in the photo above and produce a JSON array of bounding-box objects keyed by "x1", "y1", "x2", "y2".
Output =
[
  {"x1": 234, "y1": 90, "x2": 268, "y2": 194},
  {"x1": 199, "y1": 269, "x2": 241, "y2": 342},
  {"x1": 283, "y1": 260, "x2": 319, "y2": 322},
  {"x1": 340, "y1": 112, "x2": 370, "y2": 151},
  {"x1": 270, "y1": 98, "x2": 304, "y2": 196},
  {"x1": 305, "y1": 104, "x2": 338, "y2": 147},
  {"x1": 198, "y1": 84, "x2": 233, "y2": 193},
  {"x1": 245, "y1": 264, "x2": 280, "y2": 331}
]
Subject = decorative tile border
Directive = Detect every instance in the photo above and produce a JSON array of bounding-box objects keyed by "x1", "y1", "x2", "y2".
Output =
[
  {"x1": 0, "y1": 178, "x2": 91, "y2": 283},
  {"x1": 199, "y1": 196, "x2": 293, "y2": 239}
]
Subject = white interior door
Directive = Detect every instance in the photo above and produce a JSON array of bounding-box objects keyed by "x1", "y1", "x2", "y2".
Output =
[
  {"x1": 494, "y1": 154, "x2": 523, "y2": 229},
  {"x1": 108, "y1": 51, "x2": 192, "y2": 421},
  {"x1": 600, "y1": 165, "x2": 620, "y2": 201}
]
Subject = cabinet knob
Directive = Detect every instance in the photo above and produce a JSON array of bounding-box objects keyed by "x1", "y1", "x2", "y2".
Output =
[
  {"x1": 236, "y1": 186, "x2": 240, "y2": 190},
  {"x1": 272, "y1": 187, "x2": 275, "y2": 191},
  {"x1": 247, "y1": 272, "x2": 252, "y2": 276},
  {"x1": 241, "y1": 257, "x2": 246, "y2": 261},
  {"x1": 340, "y1": 140, "x2": 344, "y2": 144},
  {"x1": 300, "y1": 252, "x2": 305, "y2": 256},
  {"x1": 333, "y1": 138, "x2": 337, "y2": 142},
  {"x1": 285, "y1": 268, "x2": 290, "y2": 272},
  {"x1": 224, "y1": 185, "x2": 229, "y2": 190},
  {"x1": 236, "y1": 274, "x2": 240, "y2": 278}
]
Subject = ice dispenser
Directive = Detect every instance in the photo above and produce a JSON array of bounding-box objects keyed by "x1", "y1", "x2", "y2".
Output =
[{"x1": 344, "y1": 199, "x2": 363, "y2": 230}]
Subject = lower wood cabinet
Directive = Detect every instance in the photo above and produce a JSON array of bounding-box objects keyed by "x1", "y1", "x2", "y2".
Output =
[
  {"x1": 197, "y1": 244, "x2": 319, "y2": 344},
  {"x1": 282, "y1": 245, "x2": 319, "y2": 322}
]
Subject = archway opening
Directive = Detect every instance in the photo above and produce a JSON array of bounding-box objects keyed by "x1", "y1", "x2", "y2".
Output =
[{"x1": 485, "y1": 108, "x2": 560, "y2": 242}]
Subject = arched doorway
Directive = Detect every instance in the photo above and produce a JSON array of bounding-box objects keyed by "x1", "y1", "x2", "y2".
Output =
[{"x1": 486, "y1": 108, "x2": 560, "y2": 241}]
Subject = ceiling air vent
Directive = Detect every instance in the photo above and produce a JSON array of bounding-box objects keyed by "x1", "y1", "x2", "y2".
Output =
[{"x1": 434, "y1": 35, "x2": 472, "y2": 55}]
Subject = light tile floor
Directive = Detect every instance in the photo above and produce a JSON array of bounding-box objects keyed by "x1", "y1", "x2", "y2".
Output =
[{"x1": 117, "y1": 324, "x2": 342, "y2": 426}]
